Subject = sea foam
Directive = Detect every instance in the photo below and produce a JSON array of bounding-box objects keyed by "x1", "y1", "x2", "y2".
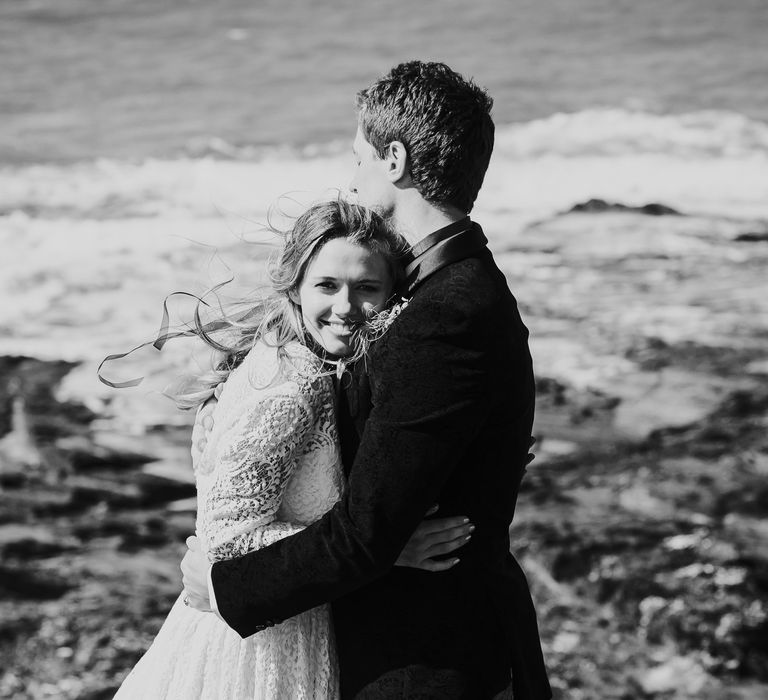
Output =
[
  {"x1": 1, "y1": 109, "x2": 766, "y2": 223},
  {"x1": 1, "y1": 108, "x2": 766, "y2": 426}
]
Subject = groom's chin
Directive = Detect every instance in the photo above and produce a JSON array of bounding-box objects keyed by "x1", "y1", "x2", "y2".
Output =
[
  {"x1": 346, "y1": 193, "x2": 391, "y2": 220},
  {"x1": 366, "y1": 202, "x2": 394, "y2": 221}
]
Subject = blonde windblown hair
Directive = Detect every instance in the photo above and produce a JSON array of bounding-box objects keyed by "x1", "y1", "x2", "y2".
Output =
[{"x1": 167, "y1": 198, "x2": 406, "y2": 410}]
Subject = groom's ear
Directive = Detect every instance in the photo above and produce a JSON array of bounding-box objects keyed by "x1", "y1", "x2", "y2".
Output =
[{"x1": 384, "y1": 141, "x2": 410, "y2": 184}]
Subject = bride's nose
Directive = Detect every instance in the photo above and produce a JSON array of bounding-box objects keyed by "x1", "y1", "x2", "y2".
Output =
[{"x1": 332, "y1": 289, "x2": 354, "y2": 316}]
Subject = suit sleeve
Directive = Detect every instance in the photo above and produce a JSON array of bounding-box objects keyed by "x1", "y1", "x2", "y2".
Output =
[{"x1": 211, "y1": 298, "x2": 493, "y2": 637}]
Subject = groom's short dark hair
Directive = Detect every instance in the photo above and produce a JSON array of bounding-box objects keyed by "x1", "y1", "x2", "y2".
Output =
[{"x1": 356, "y1": 61, "x2": 494, "y2": 214}]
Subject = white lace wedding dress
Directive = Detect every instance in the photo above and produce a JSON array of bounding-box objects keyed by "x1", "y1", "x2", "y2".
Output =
[{"x1": 114, "y1": 340, "x2": 344, "y2": 699}]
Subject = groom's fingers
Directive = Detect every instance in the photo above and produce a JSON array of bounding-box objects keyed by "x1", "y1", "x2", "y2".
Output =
[
  {"x1": 185, "y1": 591, "x2": 212, "y2": 613},
  {"x1": 180, "y1": 544, "x2": 213, "y2": 613}
]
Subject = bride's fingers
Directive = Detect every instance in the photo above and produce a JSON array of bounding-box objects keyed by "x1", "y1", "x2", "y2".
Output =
[
  {"x1": 419, "y1": 520, "x2": 473, "y2": 546},
  {"x1": 417, "y1": 516, "x2": 471, "y2": 537},
  {"x1": 424, "y1": 531, "x2": 472, "y2": 559},
  {"x1": 396, "y1": 517, "x2": 473, "y2": 569},
  {"x1": 415, "y1": 557, "x2": 460, "y2": 572}
]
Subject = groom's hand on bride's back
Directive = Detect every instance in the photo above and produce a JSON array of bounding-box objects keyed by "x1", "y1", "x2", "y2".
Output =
[
  {"x1": 396, "y1": 439, "x2": 535, "y2": 573},
  {"x1": 396, "y1": 505, "x2": 474, "y2": 572}
]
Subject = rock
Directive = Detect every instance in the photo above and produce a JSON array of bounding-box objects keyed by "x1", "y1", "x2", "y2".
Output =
[
  {"x1": 520, "y1": 555, "x2": 578, "y2": 605},
  {"x1": 638, "y1": 655, "x2": 712, "y2": 695},
  {"x1": 618, "y1": 485, "x2": 677, "y2": 520},
  {"x1": 551, "y1": 630, "x2": 581, "y2": 654},
  {"x1": 55, "y1": 435, "x2": 155, "y2": 471},
  {"x1": 140, "y1": 460, "x2": 194, "y2": 486},
  {"x1": 746, "y1": 359, "x2": 768, "y2": 375},
  {"x1": 166, "y1": 497, "x2": 197, "y2": 513},
  {"x1": 612, "y1": 369, "x2": 732, "y2": 440},
  {"x1": 67, "y1": 475, "x2": 144, "y2": 508},
  {"x1": 567, "y1": 198, "x2": 681, "y2": 216},
  {"x1": 533, "y1": 437, "x2": 579, "y2": 464},
  {"x1": 0, "y1": 609, "x2": 43, "y2": 644},
  {"x1": 735, "y1": 231, "x2": 768, "y2": 243},
  {"x1": 135, "y1": 462, "x2": 195, "y2": 504},
  {"x1": 0, "y1": 356, "x2": 93, "y2": 444},
  {"x1": 0, "y1": 394, "x2": 42, "y2": 468},
  {"x1": 0, "y1": 524, "x2": 79, "y2": 558},
  {"x1": 0, "y1": 458, "x2": 27, "y2": 487},
  {"x1": 0, "y1": 564, "x2": 74, "y2": 600},
  {"x1": 722, "y1": 513, "x2": 768, "y2": 552}
]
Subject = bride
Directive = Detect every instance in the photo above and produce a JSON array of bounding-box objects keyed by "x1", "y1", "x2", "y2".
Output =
[{"x1": 112, "y1": 199, "x2": 470, "y2": 699}]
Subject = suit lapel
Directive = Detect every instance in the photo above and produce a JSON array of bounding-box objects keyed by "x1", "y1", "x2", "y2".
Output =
[{"x1": 404, "y1": 223, "x2": 488, "y2": 295}]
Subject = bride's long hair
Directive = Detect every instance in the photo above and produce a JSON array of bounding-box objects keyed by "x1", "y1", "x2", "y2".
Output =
[{"x1": 168, "y1": 199, "x2": 405, "y2": 410}]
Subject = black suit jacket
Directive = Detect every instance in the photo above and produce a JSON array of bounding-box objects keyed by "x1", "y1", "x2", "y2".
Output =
[{"x1": 212, "y1": 221, "x2": 551, "y2": 699}]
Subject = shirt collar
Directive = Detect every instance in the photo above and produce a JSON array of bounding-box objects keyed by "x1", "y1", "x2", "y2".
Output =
[{"x1": 403, "y1": 216, "x2": 472, "y2": 264}]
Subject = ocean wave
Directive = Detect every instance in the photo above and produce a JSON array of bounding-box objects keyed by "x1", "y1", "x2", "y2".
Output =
[
  {"x1": 181, "y1": 136, "x2": 349, "y2": 162},
  {"x1": 174, "y1": 108, "x2": 768, "y2": 162},
  {"x1": 0, "y1": 155, "x2": 352, "y2": 221},
  {"x1": 495, "y1": 108, "x2": 768, "y2": 159},
  {"x1": 0, "y1": 108, "x2": 766, "y2": 222}
]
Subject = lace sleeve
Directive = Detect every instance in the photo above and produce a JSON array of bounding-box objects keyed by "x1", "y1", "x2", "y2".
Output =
[{"x1": 201, "y1": 383, "x2": 322, "y2": 562}]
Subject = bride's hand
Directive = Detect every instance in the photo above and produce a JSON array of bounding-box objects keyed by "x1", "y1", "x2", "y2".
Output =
[
  {"x1": 396, "y1": 505, "x2": 474, "y2": 572},
  {"x1": 395, "y1": 440, "x2": 534, "y2": 572}
]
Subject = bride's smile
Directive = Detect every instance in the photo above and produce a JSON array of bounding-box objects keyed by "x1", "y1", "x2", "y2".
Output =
[{"x1": 293, "y1": 237, "x2": 392, "y2": 357}]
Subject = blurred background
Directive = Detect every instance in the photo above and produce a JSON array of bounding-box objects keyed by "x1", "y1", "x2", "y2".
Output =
[{"x1": 1, "y1": 0, "x2": 767, "y2": 697}]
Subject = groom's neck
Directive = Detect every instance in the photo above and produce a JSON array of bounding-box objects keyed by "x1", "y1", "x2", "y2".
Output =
[{"x1": 391, "y1": 197, "x2": 468, "y2": 248}]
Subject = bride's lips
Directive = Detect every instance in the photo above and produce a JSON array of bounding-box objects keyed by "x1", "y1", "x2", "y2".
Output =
[{"x1": 322, "y1": 320, "x2": 359, "y2": 337}]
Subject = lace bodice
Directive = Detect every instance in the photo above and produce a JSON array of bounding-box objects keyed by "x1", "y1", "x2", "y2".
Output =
[
  {"x1": 113, "y1": 339, "x2": 342, "y2": 699},
  {"x1": 191, "y1": 339, "x2": 344, "y2": 563}
]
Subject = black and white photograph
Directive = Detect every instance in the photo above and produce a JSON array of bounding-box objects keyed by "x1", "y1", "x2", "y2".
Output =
[{"x1": 1, "y1": 1, "x2": 767, "y2": 698}]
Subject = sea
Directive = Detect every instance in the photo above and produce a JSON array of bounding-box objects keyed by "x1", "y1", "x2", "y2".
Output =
[{"x1": 1, "y1": 0, "x2": 767, "y2": 427}]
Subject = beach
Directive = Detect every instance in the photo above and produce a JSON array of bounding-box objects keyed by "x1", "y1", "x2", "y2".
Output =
[{"x1": 2, "y1": 0, "x2": 768, "y2": 697}]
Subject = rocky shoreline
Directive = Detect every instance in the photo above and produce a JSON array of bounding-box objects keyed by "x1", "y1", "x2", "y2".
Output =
[
  {"x1": 526, "y1": 364, "x2": 768, "y2": 698},
  {"x1": 0, "y1": 356, "x2": 196, "y2": 699},
  {"x1": 2, "y1": 207, "x2": 767, "y2": 699}
]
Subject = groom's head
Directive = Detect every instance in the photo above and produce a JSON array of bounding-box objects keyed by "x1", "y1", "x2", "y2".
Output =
[{"x1": 351, "y1": 61, "x2": 494, "y2": 215}]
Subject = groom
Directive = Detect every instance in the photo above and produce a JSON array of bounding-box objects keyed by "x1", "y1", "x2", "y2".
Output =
[{"x1": 183, "y1": 61, "x2": 551, "y2": 699}]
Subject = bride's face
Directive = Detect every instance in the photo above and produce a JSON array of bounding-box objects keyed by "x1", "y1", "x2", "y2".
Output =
[{"x1": 296, "y1": 237, "x2": 392, "y2": 357}]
